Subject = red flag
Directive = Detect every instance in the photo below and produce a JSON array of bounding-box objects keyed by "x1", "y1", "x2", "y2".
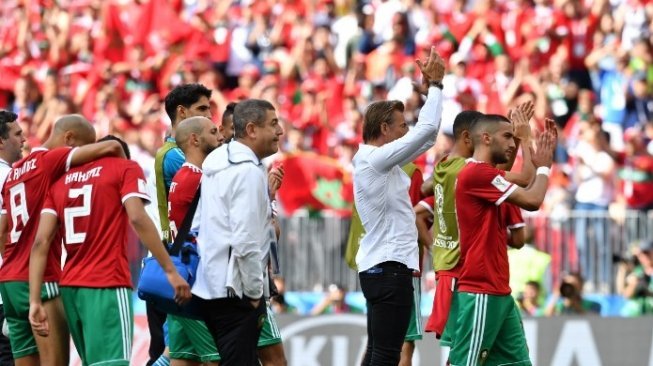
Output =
[
  {"x1": 277, "y1": 152, "x2": 353, "y2": 216},
  {"x1": 134, "y1": 0, "x2": 191, "y2": 55}
]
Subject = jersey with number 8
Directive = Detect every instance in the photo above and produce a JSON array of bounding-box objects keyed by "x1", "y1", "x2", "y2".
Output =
[
  {"x1": 0, "y1": 147, "x2": 74, "y2": 283},
  {"x1": 42, "y1": 157, "x2": 149, "y2": 288}
]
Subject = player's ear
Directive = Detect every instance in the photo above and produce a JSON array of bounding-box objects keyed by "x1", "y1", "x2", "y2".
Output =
[
  {"x1": 63, "y1": 131, "x2": 75, "y2": 146},
  {"x1": 482, "y1": 132, "x2": 491, "y2": 145}
]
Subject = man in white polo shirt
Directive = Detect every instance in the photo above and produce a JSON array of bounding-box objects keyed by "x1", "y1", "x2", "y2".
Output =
[
  {"x1": 353, "y1": 47, "x2": 446, "y2": 366},
  {"x1": 0, "y1": 110, "x2": 26, "y2": 365}
]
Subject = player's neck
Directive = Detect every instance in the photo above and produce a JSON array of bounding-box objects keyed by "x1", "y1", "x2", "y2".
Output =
[
  {"x1": 0, "y1": 152, "x2": 12, "y2": 166},
  {"x1": 449, "y1": 144, "x2": 468, "y2": 159},
  {"x1": 472, "y1": 149, "x2": 497, "y2": 167},
  {"x1": 185, "y1": 150, "x2": 205, "y2": 169}
]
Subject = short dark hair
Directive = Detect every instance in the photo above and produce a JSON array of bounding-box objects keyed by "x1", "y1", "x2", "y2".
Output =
[
  {"x1": 222, "y1": 102, "x2": 237, "y2": 124},
  {"x1": 164, "y1": 83, "x2": 212, "y2": 124},
  {"x1": 362, "y1": 100, "x2": 404, "y2": 143},
  {"x1": 98, "y1": 135, "x2": 131, "y2": 160},
  {"x1": 233, "y1": 99, "x2": 275, "y2": 139},
  {"x1": 0, "y1": 110, "x2": 17, "y2": 140},
  {"x1": 453, "y1": 110, "x2": 484, "y2": 140},
  {"x1": 469, "y1": 114, "x2": 511, "y2": 145}
]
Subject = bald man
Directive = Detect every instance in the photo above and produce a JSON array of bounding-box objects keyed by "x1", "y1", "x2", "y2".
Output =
[
  {"x1": 158, "y1": 116, "x2": 223, "y2": 366},
  {"x1": 0, "y1": 114, "x2": 124, "y2": 366}
]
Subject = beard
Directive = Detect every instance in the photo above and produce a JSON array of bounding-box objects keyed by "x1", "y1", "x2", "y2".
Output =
[{"x1": 491, "y1": 147, "x2": 510, "y2": 165}]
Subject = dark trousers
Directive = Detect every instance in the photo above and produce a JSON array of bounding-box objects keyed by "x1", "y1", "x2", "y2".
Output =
[
  {"x1": 0, "y1": 305, "x2": 14, "y2": 366},
  {"x1": 145, "y1": 302, "x2": 167, "y2": 366},
  {"x1": 359, "y1": 261, "x2": 413, "y2": 366},
  {"x1": 198, "y1": 296, "x2": 266, "y2": 366}
]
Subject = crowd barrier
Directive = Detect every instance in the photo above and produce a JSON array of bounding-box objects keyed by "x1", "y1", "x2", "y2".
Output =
[{"x1": 277, "y1": 210, "x2": 653, "y2": 293}]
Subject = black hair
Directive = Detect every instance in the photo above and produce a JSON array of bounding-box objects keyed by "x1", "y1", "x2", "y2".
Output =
[
  {"x1": 0, "y1": 110, "x2": 18, "y2": 140},
  {"x1": 98, "y1": 135, "x2": 131, "y2": 160},
  {"x1": 164, "y1": 83, "x2": 212, "y2": 124}
]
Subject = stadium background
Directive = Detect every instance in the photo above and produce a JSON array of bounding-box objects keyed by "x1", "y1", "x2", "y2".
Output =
[{"x1": 2, "y1": 0, "x2": 653, "y2": 363}]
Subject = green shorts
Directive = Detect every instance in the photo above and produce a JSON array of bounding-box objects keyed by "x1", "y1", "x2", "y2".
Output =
[
  {"x1": 168, "y1": 314, "x2": 220, "y2": 362},
  {"x1": 258, "y1": 302, "x2": 282, "y2": 347},
  {"x1": 449, "y1": 292, "x2": 531, "y2": 366},
  {"x1": 0, "y1": 281, "x2": 60, "y2": 358},
  {"x1": 60, "y1": 287, "x2": 133, "y2": 366},
  {"x1": 404, "y1": 277, "x2": 423, "y2": 341},
  {"x1": 440, "y1": 288, "x2": 459, "y2": 347}
]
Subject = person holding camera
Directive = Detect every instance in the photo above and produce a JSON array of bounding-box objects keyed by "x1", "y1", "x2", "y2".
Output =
[
  {"x1": 544, "y1": 272, "x2": 601, "y2": 316},
  {"x1": 620, "y1": 240, "x2": 653, "y2": 316}
]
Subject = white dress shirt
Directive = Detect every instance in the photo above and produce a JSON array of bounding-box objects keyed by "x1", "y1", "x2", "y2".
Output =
[
  {"x1": 192, "y1": 141, "x2": 271, "y2": 300},
  {"x1": 353, "y1": 87, "x2": 443, "y2": 272}
]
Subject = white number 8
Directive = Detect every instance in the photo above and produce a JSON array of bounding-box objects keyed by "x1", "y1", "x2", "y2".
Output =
[
  {"x1": 9, "y1": 183, "x2": 29, "y2": 244},
  {"x1": 64, "y1": 185, "x2": 92, "y2": 244}
]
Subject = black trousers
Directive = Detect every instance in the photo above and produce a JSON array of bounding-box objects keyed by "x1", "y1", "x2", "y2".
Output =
[
  {"x1": 0, "y1": 305, "x2": 14, "y2": 366},
  {"x1": 145, "y1": 302, "x2": 167, "y2": 366},
  {"x1": 198, "y1": 296, "x2": 266, "y2": 366},
  {"x1": 359, "y1": 261, "x2": 414, "y2": 366}
]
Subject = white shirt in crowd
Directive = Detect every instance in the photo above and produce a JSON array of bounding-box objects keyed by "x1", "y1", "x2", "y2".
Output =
[
  {"x1": 353, "y1": 87, "x2": 443, "y2": 272},
  {"x1": 192, "y1": 141, "x2": 271, "y2": 300}
]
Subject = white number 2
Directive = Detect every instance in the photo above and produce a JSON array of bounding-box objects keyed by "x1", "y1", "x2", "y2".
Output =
[
  {"x1": 64, "y1": 185, "x2": 92, "y2": 244},
  {"x1": 9, "y1": 183, "x2": 29, "y2": 244}
]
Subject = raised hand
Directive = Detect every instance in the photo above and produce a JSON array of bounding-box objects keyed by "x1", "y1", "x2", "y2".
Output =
[
  {"x1": 268, "y1": 164, "x2": 285, "y2": 200},
  {"x1": 531, "y1": 127, "x2": 555, "y2": 168},
  {"x1": 543, "y1": 117, "x2": 559, "y2": 147},
  {"x1": 509, "y1": 100, "x2": 535, "y2": 142},
  {"x1": 415, "y1": 46, "x2": 446, "y2": 85}
]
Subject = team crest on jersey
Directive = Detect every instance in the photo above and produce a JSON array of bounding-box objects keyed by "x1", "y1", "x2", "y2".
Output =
[{"x1": 491, "y1": 175, "x2": 510, "y2": 192}]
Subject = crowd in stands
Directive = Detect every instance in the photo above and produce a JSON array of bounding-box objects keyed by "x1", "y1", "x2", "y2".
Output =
[{"x1": 1, "y1": 0, "x2": 653, "y2": 312}]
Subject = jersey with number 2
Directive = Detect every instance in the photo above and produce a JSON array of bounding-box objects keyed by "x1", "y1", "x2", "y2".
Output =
[
  {"x1": 0, "y1": 147, "x2": 73, "y2": 282},
  {"x1": 42, "y1": 157, "x2": 149, "y2": 288}
]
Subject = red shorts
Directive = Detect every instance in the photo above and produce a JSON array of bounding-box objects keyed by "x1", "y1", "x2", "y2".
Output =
[{"x1": 425, "y1": 272, "x2": 458, "y2": 338}]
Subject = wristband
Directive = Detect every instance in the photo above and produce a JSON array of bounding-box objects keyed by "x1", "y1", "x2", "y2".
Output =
[
  {"x1": 536, "y1": 166, "x2": 551, "y2": 177},
  {"x1": 429, "y1": 81, "x2": 444, "y2": 90}
]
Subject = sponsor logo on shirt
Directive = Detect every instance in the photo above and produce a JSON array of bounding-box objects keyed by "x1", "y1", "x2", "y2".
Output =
[{"x1": 491, "y1": 175, "x2": 511, "y2": 192}]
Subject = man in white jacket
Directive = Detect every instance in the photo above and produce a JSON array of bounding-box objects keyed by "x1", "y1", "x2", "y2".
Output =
[{"x1": 192, "y1": 99, "x2": 283, "y2": 366}]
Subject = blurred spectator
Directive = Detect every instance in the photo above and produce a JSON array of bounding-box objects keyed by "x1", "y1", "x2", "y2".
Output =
[
  {"x1": 620, "y1": 240, "x2": 653, "y2": 316},
  {"x1": 517, "y1": 281, "x2": 544, "y2": 317},
  {"x1": 508, "y1": 227, "x2": 552, "y2": 304},
  {"x1": 544, "y1": 272, "x2": 602, "y2": 316},
  {"x1": 570, "y1": 119, "x2": 615, "y2": 289},
  {"x1": 270, "y1": 277, "x2": 297, "y2": 314},
  {"x1": 310, "y1": 283, "x2": 361, "y2": 315},
  {"x1": 613, "y1": 127, "x2": 653, "y2": 212}
]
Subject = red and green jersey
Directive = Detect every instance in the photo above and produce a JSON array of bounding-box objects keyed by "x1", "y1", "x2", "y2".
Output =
[
  {"x1": 455, "y1": 159, "x2": 517, "y2": 296},
  {"x1": 431, "y1": 155, "x2": 466, "y2": 273},
  {"x1": 0, "y1": 147, "x2": 73, "y2": 282},
  {"x1": 168, "y1": 162, "x2": 201, "y2": 241},
  {"x1": 42, "y1": 157, "x2": 149, "y2": 288}
]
